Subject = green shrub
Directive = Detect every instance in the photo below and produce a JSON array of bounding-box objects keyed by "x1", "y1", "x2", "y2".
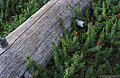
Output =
[
  {"x1": 26, "y1": 0, "x2": 120, "y2": 78},
  {"x1": 0, "y1": 0, "x2": 49, "y2": 37}
]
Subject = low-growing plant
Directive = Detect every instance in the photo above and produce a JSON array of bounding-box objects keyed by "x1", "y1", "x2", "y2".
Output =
[
  {"x1": 26, "y1": 0, "x2": 120, "y2": 78},
  {"x1": 0, "y1": 0, "x2": 49, "y2": 37}
]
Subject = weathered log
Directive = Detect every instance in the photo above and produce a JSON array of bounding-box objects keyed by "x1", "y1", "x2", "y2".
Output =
[{"x1": 0, "y1": 0, "x2": 90, "y2": 77}]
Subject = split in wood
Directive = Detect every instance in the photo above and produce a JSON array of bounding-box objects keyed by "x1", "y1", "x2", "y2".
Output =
[
  {"x1": 0, "y1": 38, "x2": 8, "y2": 48},
  {"x1": 24, "y1": 71, "x2": 33, "y2": 78}
]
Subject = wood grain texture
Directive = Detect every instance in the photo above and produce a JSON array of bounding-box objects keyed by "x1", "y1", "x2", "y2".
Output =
[{"x1": 0, "y1": 0, "x2": 90, "y2": 77}]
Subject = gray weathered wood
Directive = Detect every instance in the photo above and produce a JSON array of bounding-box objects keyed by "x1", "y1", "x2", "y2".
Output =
[{"x1": 0, "y1": 0, "x2": 90, "y2": 77}]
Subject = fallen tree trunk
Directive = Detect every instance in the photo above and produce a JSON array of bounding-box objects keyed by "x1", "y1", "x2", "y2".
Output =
[{"x1": 0, "y1": 0, "x2": 90, "y2": 77}]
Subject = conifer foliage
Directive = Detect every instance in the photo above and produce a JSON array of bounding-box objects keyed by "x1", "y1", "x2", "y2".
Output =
[{"x1": 26, "y1": 0, "x2": 120, "y2": 78}]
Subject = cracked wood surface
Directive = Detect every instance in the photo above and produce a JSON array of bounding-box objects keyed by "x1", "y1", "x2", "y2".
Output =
[{"x1": 0, "y1": 0, "x2": 90, "y2": 77}]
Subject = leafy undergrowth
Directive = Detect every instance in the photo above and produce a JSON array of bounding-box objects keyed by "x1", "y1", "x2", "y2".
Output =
[
  {"x1": 0, "y1": 0, "x2": 49, "y2": 37},
  {"x1": 26, "y1": 0, "x2": 120, "y2": 78}
]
